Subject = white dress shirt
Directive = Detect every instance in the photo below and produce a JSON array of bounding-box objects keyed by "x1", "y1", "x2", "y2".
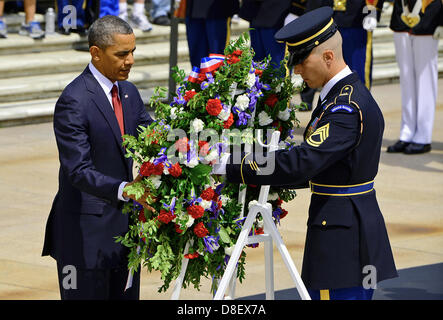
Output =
[
  {"x1": 319, "y1": 65, "x2": 353, "y2": 103},
  {"x1": 88, "y1": 62, "x2": 128, "y2": 201}
]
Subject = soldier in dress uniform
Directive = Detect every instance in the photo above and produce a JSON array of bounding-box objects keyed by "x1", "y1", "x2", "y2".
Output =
[
  {"x1": 305, "y1": 1, "x2": 385, "y2": 90},
  {"x1": 213, "y1": 7, "x2": 398, "y2": 300},
  {"x1": 185, "y1": 0, "x2": 239, "y2": 67},
  {"x1": 386, "y1": 0, "x2": 443, "y2": 154}
]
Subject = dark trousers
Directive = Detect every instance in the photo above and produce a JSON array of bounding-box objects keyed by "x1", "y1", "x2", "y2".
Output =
[
  {"x1": 339, "y1": 27, "x2": 373, "y2": 89},
  {"x1": 185, "y1": 17, "x2": 231, "y2": 67},
  {"x1": 56, "y1": 262, "x2": 140, "y2": 300},
  {"x1": 249, "y1": 27, "x2": 285, "y2": 68}
]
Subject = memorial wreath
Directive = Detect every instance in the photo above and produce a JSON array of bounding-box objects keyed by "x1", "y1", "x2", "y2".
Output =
[{"x1": 116, "y1": 32, "x2": 304, "y2": 293}]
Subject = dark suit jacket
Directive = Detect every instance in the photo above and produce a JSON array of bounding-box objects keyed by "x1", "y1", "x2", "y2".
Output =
[
  {"x1": 239, "y1": 0, "x2": 293, "y2": 29},
  {"x1": 186, "y1": 0, "x2": 239, "y2": 19},
  {"x1": 42, "y1": 66, "x2": 152, "y2": 270}
]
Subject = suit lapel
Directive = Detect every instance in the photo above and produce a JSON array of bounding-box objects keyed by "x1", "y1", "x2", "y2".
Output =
[{"x1": 82, "y1": 67, "x2": 126, "y2": 158}]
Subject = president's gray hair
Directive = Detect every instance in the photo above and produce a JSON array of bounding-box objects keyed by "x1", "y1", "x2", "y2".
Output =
[{"x1": 88, "y1": 15, "x2": 133, "y2": 49}]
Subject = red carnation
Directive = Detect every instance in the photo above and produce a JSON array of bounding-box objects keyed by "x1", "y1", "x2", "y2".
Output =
[
  {"x1": 197, "y1": 73, "x2": 206, "y2": 84},
  {"x1": 232, "y1": 49, "x2": 243, "y2": 56},
  {"x1": 153, "y1": 163, "x2": 164, "y2": 175},
  {"x1": 198, "y1": 140, "x2": 210, "y2": 156},
  {"x1": 255, "y1": 227, "x2": 264, "y2": 235},
  {"x1": 187, "y1": 204, "x2": 204, "y2": 219},
  {"x1": 193, "y1": 222, "x2": 209, "y2": 238},
  {"x1": 265, "y1": 93, "x2": 279, "y2": 108},
  {"x1": 168, "y1": 162, "x2": 182, "y2": 178},
  {"x1": 184, "y1": 252, "x2": 200, "y2": 259},
  {"x1": 227, "y1": 55, "x2": 240, "y2": 65},
  {"x1": 158, "y1": 209, "x2": 175, "y2": 224},
  {"x1": 255, "y1": 69, "x2": 263, "y2": 77},
  {"x1": 223, "y1": 113, "x2": 234, "y2": 129},
  {"x1": 175, "y1": 137, "x2": 190, "y2": 153},
  {"x1": 175, "y1": 223, "x2": 183, "y2": 234},
  {"x1": 200, "y1": 187, "x2": 215, "y2": 201},
  {"x1": 276, "y1": 198, "x2": 283, "y2": 206},
  {"x1": 140, "y1": 161, "x2": 155, "y2": 177},
  {"x1": 184, "y1": 90, "x2": 197, "y2": 102},
  {"x1": 206, "y1": 98, "x2": 223, "y2": 116},
  {"x1": 138, "y1": 209, "x2": 146, "y2": 223}
]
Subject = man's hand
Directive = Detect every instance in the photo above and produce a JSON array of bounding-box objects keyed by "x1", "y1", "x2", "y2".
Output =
[
  {"x1": 363, "y1": 15, "x2": 377, "y2": 31},
  {"x1": 123, "y1": 174, "x2": 156, "y2": 213},
  {"x1": 433, "y1": 26, "x2": 443, "y2": 40}
]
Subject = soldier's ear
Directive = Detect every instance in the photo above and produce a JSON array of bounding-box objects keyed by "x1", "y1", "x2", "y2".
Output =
[{"x1": 322, "y1": 50, "x2": 334, "y2": 67}]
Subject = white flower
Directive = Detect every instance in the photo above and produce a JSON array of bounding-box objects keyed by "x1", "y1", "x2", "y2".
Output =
[
  {"x1": 170, "y1": 107, "x2": 178, "y2": 120},
  {"x1": 235, "y1": 94, "x2": 250, "y2": 111},
  {"x1": 278, "y1": 108, "x2": 290, "y2": 121},
  {"x1": 218, "y1": 105, "x2": 231, "y2": 121},
  {"x1": 258, "y1": 111, "x2": 273, "y2": 126},
  {"x1": 275, "y1": 83, "x2": 283, "y2": 93},
  {"x1": 248, "y1": 200, "x2": 259, "y2": 209},
  {"x1": 148, "y1": 175, "x2": 162, "y2": 188},
  {"x1": 268, "y1": 192, "x2": 279, "y2": 201},
  {"x1": 186, "y1": 215, "x2": 195, "y2": 228},
  {"x1": 224, "y1": 245, "x2": 235, "y2": 256},
  {"x1": 200, "y1": 200, "x2": 212, "y2": 210},
  {"x1": 291, "y1": 74, "x2": 304, "y2": 88},
  {"x1": 220, "y1": 195, "x2": 230, "y2": 206},
  {"x1": 191, "y1": 118, "x2": 205, "y2": 133},
  {"x1": 256, "y1": 219, "x2": 264, "y2": 229},
  {"x1": 205, "y1": 149, "x2": 218, "y2": 162},
  {"x1": 163, "y1": 165, "x2": 170, "y2": 175},
  {"x1": 186, "y1": 158, "x2": 199, "y2": 168},
  {"x1": 246, "y1": 73, "x2": 256, "y2": 88}
]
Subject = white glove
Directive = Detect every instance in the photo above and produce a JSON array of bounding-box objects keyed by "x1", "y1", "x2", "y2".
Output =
[
  {"x1": 211, "y1": 153, "x2": 231, "y2": 175},
  {"x1": 363, "y1": 15, "x2": 377, "y2": 31},
  {"x1": 284, "y1": 13, "x2": 298, "y2": 26},
  {"x1": 433, "y1": 26, "x2": 443, "y2": 40}
]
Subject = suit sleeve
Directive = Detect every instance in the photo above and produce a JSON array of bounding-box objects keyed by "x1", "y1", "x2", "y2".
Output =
[
  {"x1": 226, "y1": 108, "x2": 360, "y2": 186},
  {"x1": 53, "y1": 93, "x2": 122, "y2": 203}
]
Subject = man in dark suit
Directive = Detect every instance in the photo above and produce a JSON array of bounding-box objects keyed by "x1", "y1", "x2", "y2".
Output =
[
  {"x1": 214, "y1": 7, "x2": 397, "y2": 300},
  {"x1": 42, "y1": 15, "x2": 153, "y2": 300}
]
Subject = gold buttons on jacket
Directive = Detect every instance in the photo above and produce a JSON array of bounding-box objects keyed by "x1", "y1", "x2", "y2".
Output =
[{"x1": 322, "y1": 220, "x2": 327, "y2": 226}]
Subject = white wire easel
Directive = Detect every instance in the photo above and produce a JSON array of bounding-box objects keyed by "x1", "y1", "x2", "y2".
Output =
[{"x1": 170, "y1": 130, "x2": 310, "y2": 300}]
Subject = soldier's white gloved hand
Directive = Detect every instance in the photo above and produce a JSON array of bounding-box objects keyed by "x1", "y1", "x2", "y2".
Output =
[
  {"x1": 363, "y1": 15, "x2": 377, "y2": 31},
  {"x1": 433, "y1": 26, "x2": 443, "y2": 40},
  {"x1": 211, "y1": 153, "x2": 230, "y2": 175},
  {"x1": 284, "y1": 13, "x2": 298, "y2": 26}
]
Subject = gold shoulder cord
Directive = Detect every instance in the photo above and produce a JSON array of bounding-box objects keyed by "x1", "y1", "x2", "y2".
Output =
[{"x1": 240, "y1": 152, "x2": 251, "y2": 185}]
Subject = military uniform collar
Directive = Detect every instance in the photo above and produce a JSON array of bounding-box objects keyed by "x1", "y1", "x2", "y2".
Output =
[{"x1": 319, "y1": 65, "x2": 353, "y2": 103}]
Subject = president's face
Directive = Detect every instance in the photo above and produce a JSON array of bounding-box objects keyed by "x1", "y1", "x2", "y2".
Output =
[{"x1": 93, "y1": 33, "x2": 136, "y2": 83}]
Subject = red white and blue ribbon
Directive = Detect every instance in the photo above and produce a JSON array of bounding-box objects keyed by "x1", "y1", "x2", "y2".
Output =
[
  {"x1": 200, "y1": 54, "x2": 225, "y2": 73},
  {"x1": 187, "y1": 66, "x2": 200, "y2": 83}
]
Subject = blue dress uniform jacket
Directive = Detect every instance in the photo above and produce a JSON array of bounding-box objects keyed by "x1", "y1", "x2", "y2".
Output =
[
  {"x1": 42, "y1": 66, "x2": 153, "y2": 270},
  {"x1": 389, "y1": 0, "x2": 443, "y2": 35},
  {"x1": 226, "y1": 72, "x2": 398, "y2": 290}
]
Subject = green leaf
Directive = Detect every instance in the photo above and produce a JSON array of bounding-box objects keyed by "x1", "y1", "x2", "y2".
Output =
[
  {"x1": 188, "y1": 164, "x2": 212, "y2": 185},
  {"x1": 218, "y1": 226, "x2": 231, "y2": 244}
]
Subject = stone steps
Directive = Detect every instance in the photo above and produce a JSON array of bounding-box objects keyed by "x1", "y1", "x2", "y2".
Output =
[{"x1": 1, "y1": 8, "x2": 442, "y2": 127}]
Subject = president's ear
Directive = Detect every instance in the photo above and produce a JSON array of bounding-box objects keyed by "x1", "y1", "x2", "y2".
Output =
[{"x1": 89, "y1": 45, "x2": 101, "y2": 62}]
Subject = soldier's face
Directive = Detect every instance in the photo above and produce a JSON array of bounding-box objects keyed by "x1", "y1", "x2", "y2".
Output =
[{"x1": 293, "y1": 51, "x2": 328, "y2": 89}]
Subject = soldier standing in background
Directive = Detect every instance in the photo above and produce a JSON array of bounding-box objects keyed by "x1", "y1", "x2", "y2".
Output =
[
  {"x1": 306, "y1": 0, "x2": 385, "y2": 90},
  {"x1": 386, "y1": 0, "x2": 443, "y2": 155}
]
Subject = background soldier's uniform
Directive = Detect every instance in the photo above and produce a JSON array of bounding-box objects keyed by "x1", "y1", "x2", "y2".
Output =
[
  {"x1": 388, "y1": 0, "x2": 443, "y2": 151},
  {"x1": 185, "y1": 0, "x2": 239, "y2": 67},
  {"x1": 225, "y1": 7, "x2": 397, "y2": 299},
  {"x1": 306, "y1": 0, "x2": 385, "y2": 89}
]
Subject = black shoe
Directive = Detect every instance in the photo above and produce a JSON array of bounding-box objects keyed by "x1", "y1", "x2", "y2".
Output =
[
  {"x1": 153, "y1": 15, "x2": 170, "y2": 26},
  {"x1": 299, "y1": 102, "x2": 312, "y2": 112},
  {"x1": 403, "y1": 143, "x2": 431, "y2": 154},
  {"x1": 387, "y1": 140, "x2": 410, "y2": 153}
]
